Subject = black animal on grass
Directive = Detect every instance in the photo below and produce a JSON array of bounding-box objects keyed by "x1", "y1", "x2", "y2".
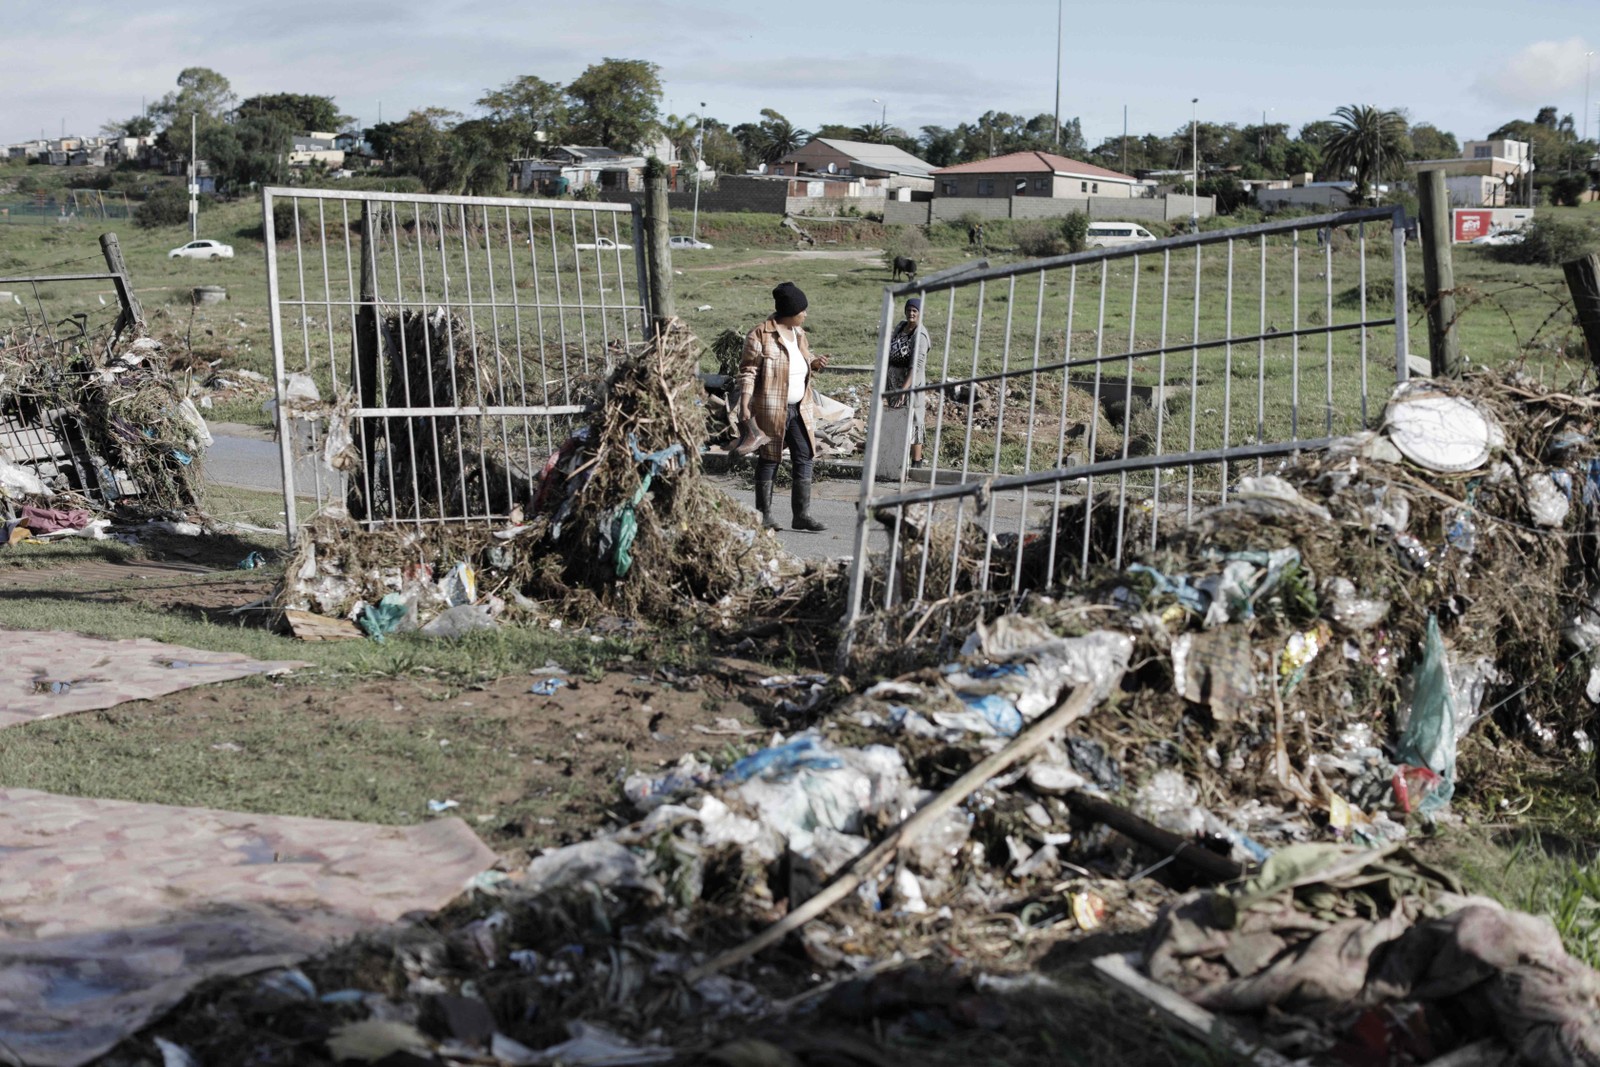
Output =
[{"x1": 892, "y1": 256, "x2": 918, "y2": 281}]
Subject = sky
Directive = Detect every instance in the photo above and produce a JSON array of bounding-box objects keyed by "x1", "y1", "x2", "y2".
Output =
[{"x1": 5, "y1": 0, "x2": 1600, "y2": 150}]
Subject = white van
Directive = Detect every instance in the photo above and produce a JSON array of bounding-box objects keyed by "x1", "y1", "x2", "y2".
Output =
[{"x1": 1085, "y1": 223, "x2": 1158, "y2": 248}]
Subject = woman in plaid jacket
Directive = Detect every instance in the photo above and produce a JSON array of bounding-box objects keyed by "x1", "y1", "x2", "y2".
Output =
[{"x1": 738, "y1": 282, "x2": 830, "y2": 531}]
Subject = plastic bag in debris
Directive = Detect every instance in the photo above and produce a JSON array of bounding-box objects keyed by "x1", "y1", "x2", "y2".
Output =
[
  {"x1": 1525, "y1": 471, "x2": 1571, "y2": 528},
  {"x1": 420, "y1": 603, "x2": 498, "y2": 638},
  {"x1": 524, "y1": 840, "x2": 664, "y2": 899},
  {"x1": 1198, "y1": 548, "x2": 1301, "y2": 628},
  {"x1": 358, "y1": 593, "x2": 416, "y2": 642},
  {"x1": 1358, "y1": 484, "x2": 1412, "y2": 533},
  {"x1": 439, "y1": 562, "x2": 477, "y2": 606},
  {"x1": 1395, "y1": 615, "x2": 1459, "y2": 813},
  {"x1": 789, "y1": 826, "x2": 871, "y2": 904},
  {"x1": 0, "y1": 456, "x2": 48, "y2": 499},
  {"x1": 726, "y1": 734, "x2": 912, "y2": 848},
  {"x1": 623, "y1": 754, "x2": 716, "y2": 813},
  {"x1": 950, "y1": 625, "x2": 1134, "y2": 714},
  {"x1": 1230, "y1": 475, "x2": 1332, "y2": 521},
  {"x1": 724, "y1": 734, "x2": 843, "y2": 783},
  {"x1": 1322, "y1": 577, "x2": 1390, "y2": 633},
  {"x1": 1135, "y1": 770, "x2": 1271, "y2": 863},
  {"x1": 280, "y1": 372, "x2": 322, "y2": 418},
  {"x1": 174, "y1": 397, "x2": 213, "y2": 449}
]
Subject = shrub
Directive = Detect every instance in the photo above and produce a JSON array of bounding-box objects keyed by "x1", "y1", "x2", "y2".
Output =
[
  {"x1": 1493, "y1": 218, "x2": 1597, "y2": 267},
  {"x1": 1061, "y1": 211, "x2": 1089, "y2": 253},
  {"x1": 883, "y1": 224, "x2": 930, "y2": 263},
  {"x1": 1550, "y1": 174, "x2": 1591, "y2": 209},
  {"x1": 1014, "y1": 220, "x2": 1065, "y2": 257},
  {"x1": 136, "y1": 185, "x2": 191, "y2": 228}
]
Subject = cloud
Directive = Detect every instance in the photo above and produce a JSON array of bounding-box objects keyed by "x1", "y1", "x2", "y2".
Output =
[{"x1": 1472, "y1": 37, "x2": 1594, "y2": 107}]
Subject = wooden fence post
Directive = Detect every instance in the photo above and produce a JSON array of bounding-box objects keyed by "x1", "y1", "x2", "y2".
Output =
[
  {"x1": 643, "y1": 159, "x2": 674, "y2": 331},
  {"x1": 1417, "y1": 169, "x2": 1460, "y2": 378},
  {"x1": 1563, "y1": 253, "x2": 1600, "y2": 369},
  {"x1": 98, "y1": 232, "x2": 143, "y2": 334}
]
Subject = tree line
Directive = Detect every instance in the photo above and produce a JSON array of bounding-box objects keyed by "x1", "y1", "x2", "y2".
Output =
[{"x1": 101, "y1": 64, "x2": 1600, "y2": 205}]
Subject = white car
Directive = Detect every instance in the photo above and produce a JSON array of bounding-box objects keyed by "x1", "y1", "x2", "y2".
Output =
[
  {"x1": 574, "y1": 236, "x2": 632, "y2": 252},
  {"x1": 1470, "y1": 230, "x2": 1525, "y2": 246},
  {"x1": 669, "y1": 236, "x2": 713, "y2": 250},
  {"x1": 169, "y1": 239, "x2": 234, "y2": 260}
]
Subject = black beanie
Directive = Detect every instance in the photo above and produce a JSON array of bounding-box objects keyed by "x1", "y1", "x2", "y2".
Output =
[{"x1": 772, "y1": 281, "x2": 808, "y2": 318}]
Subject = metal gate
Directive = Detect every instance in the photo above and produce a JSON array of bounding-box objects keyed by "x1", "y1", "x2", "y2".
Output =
[
  {"x1": 262, "y1": 187, "x2": 648, "y2": 540},
  {"x1": 842, "y1": 206, "x2": 1410, "y2": 633}
]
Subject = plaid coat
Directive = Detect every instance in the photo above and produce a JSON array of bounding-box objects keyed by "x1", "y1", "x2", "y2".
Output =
[{"x1": 739, "y1": 316, "x2": 819, "y2": 462}]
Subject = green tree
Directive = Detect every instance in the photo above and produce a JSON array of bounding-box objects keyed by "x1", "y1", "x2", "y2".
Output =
[
  {"x1": 150, "y1": 67, "x2": 237, "y2": 162},
  {"x1": 734, "y1": 109, "x2": 808, "y2": 166},
  {"x1": 385, "y1": 108, "x2": 459, "y2": 185},
  {"x1": 1322, "y1": 104, "x2": 1407, "y2": 200},
  {"x1": 101, "y1": 115, "x2": 155, "y2": 138},
  {"x1": 1297, "y1": 120, "x2": 1342, "y2": 148},
  {"x1": 919, "y1": 125, "x2": 962, "y2": 168},
  {"x1": 477, "y1": 74, "x2": 566, "y2": 156},
  {"x1": 236, "y1": 93, "x2": 350, "y2": 133},
  {"x1": 1407, "y1": 123, "x2": 1459, "y2": 161},
  {"x1": 565, "y1": 58, "x2": 662, "y2": 151},
  {"x1": 698, "y1": 122, "x2": 745, "y2": 178},
  {"x1": 438, "y1": 119, "x2": 508, "y2": 195}
]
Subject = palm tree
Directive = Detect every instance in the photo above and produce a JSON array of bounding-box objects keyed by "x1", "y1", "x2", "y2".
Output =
[{"x1": 1322, "y1": 105, "x2": 1407, "y2": 202}]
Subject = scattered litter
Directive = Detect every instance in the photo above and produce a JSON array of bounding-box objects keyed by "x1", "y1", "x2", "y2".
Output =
[{"x1": 529, "y1": 677, "x2": 568, "y2": 697}]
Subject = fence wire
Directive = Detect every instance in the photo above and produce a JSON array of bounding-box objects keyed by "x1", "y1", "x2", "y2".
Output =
[{"x1": 844, "y1": 206, "x2": 1411, "y2": 635}]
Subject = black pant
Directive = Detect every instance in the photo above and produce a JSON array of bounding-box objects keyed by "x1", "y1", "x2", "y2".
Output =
[{"x1": 756, "y1": 402, "x2": 813, "y2": 484}]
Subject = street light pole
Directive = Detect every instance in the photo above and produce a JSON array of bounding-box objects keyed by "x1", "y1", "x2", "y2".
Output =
[
  {"x1": 1053, "y1": 0, "x2": 1062, "y2": 147},
  {"x1": 1191, "y1": 98, "x2": 1199, "y2": 231},
  {"x1": 1586, "y1": 51, "x2": 1595, "y2": 145},
  {"x1": 691, "y1": 103, "x2": 706, "y2": 241},
  {"x1": 189, "y1": 111, "x2": 198, "y2": 241},
  {"x1": 872, "y1": 98, "x2": 886, "y2": 133}
]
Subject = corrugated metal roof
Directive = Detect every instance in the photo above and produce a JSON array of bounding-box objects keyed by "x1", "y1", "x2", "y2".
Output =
[
  {"x1": 932, "y1": 151, "x2": 1137, "y2": 182},
  {"x1": 802, "y1": 138, "x2": 934, "y2": 177}
]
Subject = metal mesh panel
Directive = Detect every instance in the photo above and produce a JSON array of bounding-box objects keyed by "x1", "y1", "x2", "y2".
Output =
[
  {"x1": 263, "y1": 187, "x2": 648, "y2": 538},
  {"x1": 843, "y1": 206, "x2": 1410, "y2": 631}
]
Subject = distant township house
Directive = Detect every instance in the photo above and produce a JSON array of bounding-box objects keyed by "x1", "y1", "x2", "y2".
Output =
[
  {"x1": 770, "y1": 138, "x2": 935, "y2": 193},
  {"x1": 885, "y1": 149, "x2": 1210, "y2": 225},
  {"x1": 932, "y1": 150, "x2": 1145, "y2": 199},
  {"x1": 511, "y1": 137, "x2": 679, "y2": 196},
  {"x1": 289, "y1": 133, "x2": 345, "y2": 170},
  {"x1": 1253, "y1": 175, "x2": 1377, "y2": 212},
  {"x1": 1405, "y1": 138, "x2": 1534, "y2": 208}
]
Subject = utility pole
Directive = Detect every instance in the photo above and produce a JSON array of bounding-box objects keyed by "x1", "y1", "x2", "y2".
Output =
[
  {"x1": 691, "y1": 103, "x2": 706, "y2": 241},
  {"x1": 1191, "y1": 98, "x2": 1200, "y2": 231},
  {"x1": 1122, "y1": 104, "x2": 1128, "y2": 173},
  {"x1": 189, "y1": 112, "x2": 198, "y2": 241},
  {"x1": 1053, "y1": 0, "x2": 1062, "y2": 146},
  {"x1": 1586, "y1": 52, "x2": 1595, "y2": 145}
]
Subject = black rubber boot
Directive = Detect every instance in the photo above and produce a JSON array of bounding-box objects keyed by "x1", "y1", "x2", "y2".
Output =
[
  {"x1": 755, "y1": 479, "x2": 781, "y2": 530},
  {"x1": 791, "y1": 478, "x2": 827, "y2": 532}
]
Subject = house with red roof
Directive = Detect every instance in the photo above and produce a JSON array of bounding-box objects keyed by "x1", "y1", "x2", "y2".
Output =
[{"x1": 931, "y1": 150, "x2": 1146, "y2": 200}]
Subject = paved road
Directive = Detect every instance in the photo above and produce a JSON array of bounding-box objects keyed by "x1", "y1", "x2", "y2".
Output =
[{"x1": 204, "y1": 431, "x2": 1044, "y2": 564}]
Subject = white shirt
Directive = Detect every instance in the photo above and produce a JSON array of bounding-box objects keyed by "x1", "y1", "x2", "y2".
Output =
[{"x1": 779, "y1": 325, "x2": 807, "y2": 404}]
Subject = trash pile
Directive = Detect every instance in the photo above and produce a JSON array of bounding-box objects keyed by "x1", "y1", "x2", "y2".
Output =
[
  {"x1": 278, "y1": 319, "x2": 835, "y2": 638},
  {"x1": 1, "y1": 327, "x2": 211, "y2": 540}
]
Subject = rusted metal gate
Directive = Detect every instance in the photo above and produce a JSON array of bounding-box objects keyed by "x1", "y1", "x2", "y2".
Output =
[
  {"x1": 262, "y1": 187, "x2": 648, "y2": 540},
  {"x1": 843, "y1": 206, "x2": 1410, "y2": 637}
]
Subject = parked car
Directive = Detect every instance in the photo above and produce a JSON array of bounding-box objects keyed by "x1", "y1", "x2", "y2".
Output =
[
  {"x1": 669, "y1": 236, "x2": 714, "y2": 250},
  {"x1": 1084, "y1": 223, "x2": 1158, "y2": 249},
  {"x1": 574, "y1": 236, "x2": 632, "y2": 252},
  {"x1": 169, "y1": 239, "x2": 234, "y2": 260},
  {"x1": 1470, "y1": 230, "x2": 1525, "y2": 246}
]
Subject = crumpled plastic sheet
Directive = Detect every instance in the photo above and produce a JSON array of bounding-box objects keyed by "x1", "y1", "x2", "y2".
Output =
[{"x1": 0, "y1": 789, "x2": 495, "y2": 1067}]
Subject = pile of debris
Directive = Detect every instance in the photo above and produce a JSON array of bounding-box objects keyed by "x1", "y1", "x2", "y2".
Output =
[
  {"x1": 1, "y1": 327, "x2": 211, "y2": 541},
  {"x1": 119, "y1": 367, "x2": 1600, "y2": 1064},
  {"x1": 278, "y1": 319, "x2": 834, "y2": 640}
]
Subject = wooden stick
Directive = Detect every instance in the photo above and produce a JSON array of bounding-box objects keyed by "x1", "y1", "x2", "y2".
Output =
[
  {"x1": 1062, "y1": 792, "x2": 1242, "y2": 884},
  {"x1": 685, "y1": 676, "x2": 1115, "y2": 982}
]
